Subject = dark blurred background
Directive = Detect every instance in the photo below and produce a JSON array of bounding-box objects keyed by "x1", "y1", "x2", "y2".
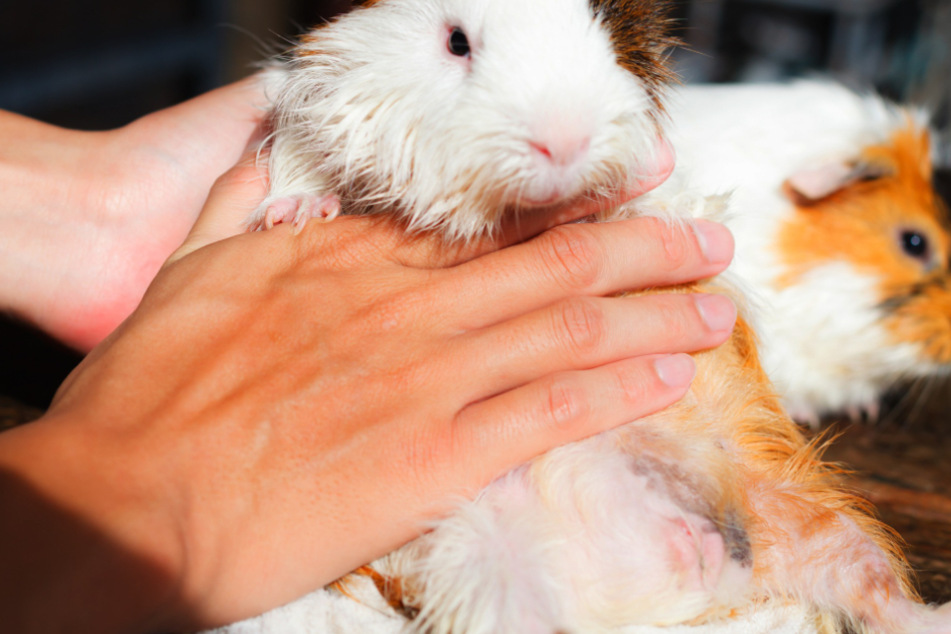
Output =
[
  {"x1": 1, "y1": 0, "x2": 949, "y2": 409},
  {"x1": 3, "y1": 1, "x2": 948, "y2": 136}
]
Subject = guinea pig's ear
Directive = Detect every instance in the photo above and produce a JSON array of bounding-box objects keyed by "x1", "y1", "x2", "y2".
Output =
[{"x1": 783, "y1": 159, "x2": 893, "y2": 206}]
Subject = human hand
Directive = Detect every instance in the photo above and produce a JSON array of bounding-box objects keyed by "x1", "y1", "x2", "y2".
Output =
[
  {"x1": 0, "y1": 147, "x2": 734, "y2": 632},
  {"x1": 0, "y1": 76, "x2": 267, "y2": 350}
]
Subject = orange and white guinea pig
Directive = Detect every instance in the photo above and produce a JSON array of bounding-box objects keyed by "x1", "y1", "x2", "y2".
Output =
[
  {"x1": 649, "y1": 80, "x2": 951, "y2": 425},
  {"x1": 251, "y1": 1, "x2": 951, "y2": 632}
]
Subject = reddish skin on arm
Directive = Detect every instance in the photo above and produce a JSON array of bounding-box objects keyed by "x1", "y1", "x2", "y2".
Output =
[{"x1": 0, "y1": 76, "x2": 267, "y2": 350}]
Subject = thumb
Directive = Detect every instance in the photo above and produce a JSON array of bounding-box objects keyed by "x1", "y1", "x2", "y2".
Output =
[{"x1": 167, "y1": 144, "x2": 268, "y2": 264}]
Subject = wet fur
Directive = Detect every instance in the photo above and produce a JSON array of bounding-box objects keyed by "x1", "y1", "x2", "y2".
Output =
[{"x1": 254, "y1": 0, "x2": 667, "y2": 241}]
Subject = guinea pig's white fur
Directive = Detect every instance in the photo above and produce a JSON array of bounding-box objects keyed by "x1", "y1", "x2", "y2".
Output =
[
  {"x1": 253, "y1": 0, "x2": 671, "y2": 241},
  {"x1": 255, "y1": 3, "x2": 951, "y2": 633},
  {"x1": 648, "y1": 80, "x2": 948, "y2": 423}
]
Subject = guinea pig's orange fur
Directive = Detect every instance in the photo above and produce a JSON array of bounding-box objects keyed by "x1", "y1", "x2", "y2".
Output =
[
  {"x1": 775, "y1": 121, "x2": 951, "y2": 365},
  {"x1": 679, "y1": 303, "x2": 914, "y2": 618},
  {"x1": 609, "y1": 287, "x2": 915, "y2": 628}
]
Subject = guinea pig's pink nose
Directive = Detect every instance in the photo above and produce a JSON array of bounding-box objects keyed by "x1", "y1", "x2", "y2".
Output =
[{"x1": 529, "y1": 131, "x2": 591, "y2": 167}]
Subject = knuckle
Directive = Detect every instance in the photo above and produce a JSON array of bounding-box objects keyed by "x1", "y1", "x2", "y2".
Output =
[
  {"x1": 362, "y1": 280, "x2": 434, "y2": 334},
  {"x1": 538, "y1": 226, "x2": 602, "y2": 291},
  {"x1": 657, "y1": 222, "x2": 692, "y2": 270},
  {"x1": 556, "y1": 298, "x2": 606, "y2": 358},
  {"x1": 612, "y1": 361, "x2": 650, "y2": 404},
  {"x1": 657, "y1": 297, "x2": 694, "y2": 341},
  {"x1": 542, "y1": 376, "x2": 588, "y2": 428},
  {"x1": 371, "y1": 291, "x2": 413, "y2": 329},
  {"x1": 395, "y1": 427, "x2": 447, "y2": 494}
]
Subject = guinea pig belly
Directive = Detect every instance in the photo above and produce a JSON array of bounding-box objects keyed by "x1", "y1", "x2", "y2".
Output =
[
  {"x1": 385, "y1": 467, "x2": 569, "y2": 634},
  {"x1": 386, "y1": 432, "x2": 754, "y2": 634},
  {"x1": 534, "y1": 433, "x2": 755, "y2": 629}
]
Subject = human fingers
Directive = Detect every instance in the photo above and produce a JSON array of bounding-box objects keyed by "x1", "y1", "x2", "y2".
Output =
[
  {"x1": 448, "y1": 292, "x2": 735, "y2": 402},
  {"x1": 436, "y1": 216, "x2": 734, "y2": 330},
  {"x1": 451, "y1": 353, "x2": 695, "y2": 484}
]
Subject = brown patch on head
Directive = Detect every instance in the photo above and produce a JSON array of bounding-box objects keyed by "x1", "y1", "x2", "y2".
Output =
[
  {"x1": 588, "y1": 0, "x2": 680, "y2": 114},
  {"x1": 296, "y1": 0, "x2": 384, "y2": 55},
  {"x1": 776, "y1": 118, "x2": 951, "y2": 364}
]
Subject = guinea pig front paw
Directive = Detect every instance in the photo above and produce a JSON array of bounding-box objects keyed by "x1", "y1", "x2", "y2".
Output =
[
  {"x1": 785, "y1": 403, "x2": 822, "y2": 429},
  {"x1": 247, "y1": 194, "x2": 341, "y2": 232},
  {"x1": 844, "y1": 400, "x2": 881, "y2": 424}
]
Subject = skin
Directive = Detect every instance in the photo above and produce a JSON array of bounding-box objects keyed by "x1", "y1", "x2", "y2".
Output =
[
  {"x1": 0, "y1": 76, "x2": 267, "y2": 351},
  {"x1": 0, "y1": 80, "x2": 736, "y2": 632}
]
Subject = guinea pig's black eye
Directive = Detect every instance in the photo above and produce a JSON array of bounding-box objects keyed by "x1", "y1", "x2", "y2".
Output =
[
  {"x1": 447, "y1": 27, "x2": 471, "y2": 57},
  {"x1": 900, "y1": 230, "x2": 930, "y2": 261}
]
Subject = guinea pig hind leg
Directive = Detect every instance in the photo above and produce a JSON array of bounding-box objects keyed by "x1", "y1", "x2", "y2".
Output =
[{"x1": 747, "y1": 480, "x2": 951, "y2": 633}]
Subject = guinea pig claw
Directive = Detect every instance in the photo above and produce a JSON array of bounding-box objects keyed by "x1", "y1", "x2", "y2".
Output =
[
  {"x1": 252, "y1": 194, "x2": 342, "y2": 233},
  {"x1": 257, "y1": 197, "x2": 300, "y2": 230},
  {"x1": 292, "y1": 194, "x2": 342, "y2": 234}
]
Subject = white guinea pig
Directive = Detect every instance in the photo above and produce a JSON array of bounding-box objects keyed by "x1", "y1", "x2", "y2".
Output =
[
  {"x1": 650, "y1": 80, "x2": 951, "y2": 425},
  {"x1": 251, "y1": 0, "x2": 676, "y2": 240},
  {"x1": 250, "y1": 2, "x2": 951, "y2": 634}
]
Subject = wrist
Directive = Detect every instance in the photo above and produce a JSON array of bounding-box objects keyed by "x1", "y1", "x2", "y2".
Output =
[
  {"x1": 0, "y1": 111, "x2": 120, "y2": 346},
  {"x1": 0, "y1": 410, "x2": 189, "y2": 633}
]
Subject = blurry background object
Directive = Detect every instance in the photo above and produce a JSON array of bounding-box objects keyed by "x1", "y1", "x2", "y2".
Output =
[
  {"x1": 1, "y1": 0, "x2": 946, "y2": 150},
  {"x1": 674, "y1": 0, "x2": 951, "y2": 167},
  {"x1": 0, "y1": 0, "x2": 346, "y2": 130}
]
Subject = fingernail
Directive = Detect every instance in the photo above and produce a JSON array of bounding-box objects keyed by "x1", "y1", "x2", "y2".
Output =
[
  {"x1": 694, "y1": 294, "x2": 737, "y2": 333},
  {"x1": 693, "y1": 220, "x2": 734, "y2": 265},
  {"x1": 654, "y1": 354, "x2": 696, "y2": 388}
]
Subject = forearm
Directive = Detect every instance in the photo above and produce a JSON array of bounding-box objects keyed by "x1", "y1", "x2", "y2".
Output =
[
  {"x1": 0, "y1": 112, "x2": 105, "y2": 339},
  {"x1": 0, "y1": 415, "x2": 186, "y2": 634},
  {"x1": 0, "y1": 77, "x2": 267, "y2": 350}
]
